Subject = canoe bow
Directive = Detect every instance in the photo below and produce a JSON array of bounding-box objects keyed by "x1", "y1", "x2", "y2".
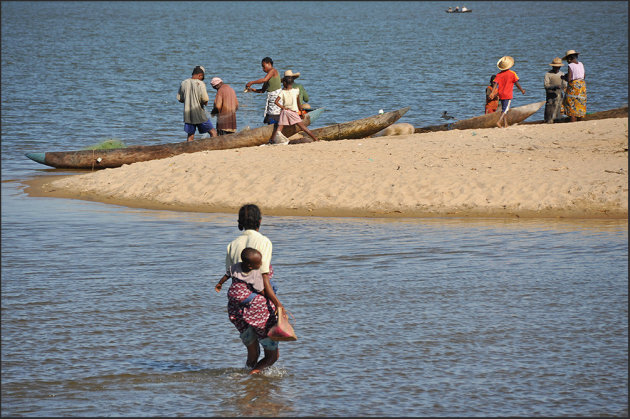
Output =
[{"x1": 26, "y1": 108, "x2": 325, "y2": 169}]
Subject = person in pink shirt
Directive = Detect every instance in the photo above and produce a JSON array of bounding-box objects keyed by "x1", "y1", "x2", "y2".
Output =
[{"x1": 489, "y1": 56, "x2": 526, "y2": 128}]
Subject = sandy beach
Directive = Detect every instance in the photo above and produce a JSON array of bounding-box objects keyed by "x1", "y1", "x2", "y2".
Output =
[{"x1": 25, "y1": 117, "x2": 628, "y2": 219}]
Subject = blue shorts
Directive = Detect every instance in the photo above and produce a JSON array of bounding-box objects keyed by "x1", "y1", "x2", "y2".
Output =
[
  {"x1": 263, "y1": 114, "x2": 279, "y2": 125},
  {"x1": 239, "y1": 326, "x2": 279, "y2": 351},
  {"x1": 499, "y1": 99, "x2": 511, "y2": 114},
  {"x1": 184, "y1": 119, "x2": 214, "y2": 135}
]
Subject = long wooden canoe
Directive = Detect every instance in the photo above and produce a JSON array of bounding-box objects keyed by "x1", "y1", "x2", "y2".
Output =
[
  {"x1": 520, "y1": 106, "x2": 628, "y2": 125},
  {"x1": 26, "y1": 108, "x2": 324, "y2": 169},
  {"x1": 288, "y1": 107, "x2": 410, "y2": 144},
  {"x1": 415, "y1": 101, "x2": 544, "y2": 133}
]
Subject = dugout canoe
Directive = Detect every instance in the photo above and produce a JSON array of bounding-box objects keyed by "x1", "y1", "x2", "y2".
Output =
[
  {"x1": 288, "y1": 107, "x2": 410, "y2": 144},
  {"x1": 520, "y1": 106, "x2": 628, "y2": 125},
  {"x1": 414, "y1": 101, "x2": 544, "y2": 133},
  {"x1": 26, "y1": 108, "x2": 324, "y2": 170}
]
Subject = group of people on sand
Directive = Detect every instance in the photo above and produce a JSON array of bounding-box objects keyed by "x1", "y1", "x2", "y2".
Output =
[
  {"x1": 177, "y1": 57, "x2": 318, "y2": 143},
  {"x1": 485, "y1": 49, "x2": 587, "y2": 127},
  {"x1": 214, "y1": 204, "x2": 283, "y2": 374}
]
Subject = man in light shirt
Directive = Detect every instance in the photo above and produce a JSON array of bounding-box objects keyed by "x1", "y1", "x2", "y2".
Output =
[{"x1": 177, "y1": 66, "x2": 217, "y2": 141}]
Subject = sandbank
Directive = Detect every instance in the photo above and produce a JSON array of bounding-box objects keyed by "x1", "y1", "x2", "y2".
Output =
[{"x1": 24, "y1": 117, "x2": 628, "y2": 219}]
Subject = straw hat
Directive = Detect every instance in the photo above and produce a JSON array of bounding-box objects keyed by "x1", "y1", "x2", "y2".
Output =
[
  {"x1": 549, "y1": 57, "x2": 563, "y2": 67},
  {"x1": 284, "y1": 69, "x2": 300, "y2": 78},
  {"x1": 497, "y1": 56, "x2": 514, "y2": 71},
  {"x1": 562, "y1": 49, "x2": 579, "y2": 60}
]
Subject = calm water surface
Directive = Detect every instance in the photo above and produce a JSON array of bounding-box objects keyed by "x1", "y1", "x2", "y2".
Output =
[
  {"x1": 2, "y1": 187, "x2": 628, "y2": 416},
  {"x1": 1, "y1": 1, "x2": 628, "y2": 416},
  {"x1": 1, "y1": 1, "x2": 628, "y2": 178}
]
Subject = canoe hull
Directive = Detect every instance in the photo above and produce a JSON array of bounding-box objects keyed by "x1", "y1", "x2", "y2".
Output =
[
  {"x1": 26, "y1": 108, "x2": 324, "y2": 170},
  {"x1": 520, "y1": 106, "x2": 628, "y2": 125},
  {"x1": 415, "y1": 101, "x2": 544, "y2": 133},
  {"x1": 289, "y1": 107, "x2": 410, "y2": 144}
]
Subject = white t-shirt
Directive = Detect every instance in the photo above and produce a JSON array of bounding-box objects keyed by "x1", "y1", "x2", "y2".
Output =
[
  {"x1": 226, "y1": 229, "x2": 273, "y2": 274},
  {"x1": 568, "y1": 62, "x2": 585, "y2": 81},
  {"x1": 278, "y1": 88, "x2": 300, "y2": 112}
]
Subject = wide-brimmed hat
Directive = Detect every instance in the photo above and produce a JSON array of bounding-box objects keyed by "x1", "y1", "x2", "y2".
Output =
[
  {"x1": 284, "y1": 69, "x2": 300, "y2": 78},
  {"x1": 497, "y1": 56, "x2": 514, "y2": 71},
  {"x1": 549, "y1": 57, "x2": 563, "y2": 67},
  {"x1": 562, "y1": 49, "x2": 579, "y2": 60}
]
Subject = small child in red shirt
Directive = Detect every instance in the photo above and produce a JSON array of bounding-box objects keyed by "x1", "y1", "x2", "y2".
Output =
[{"x1": 489, "y1": 56, "x2": 526, "y2": 128}]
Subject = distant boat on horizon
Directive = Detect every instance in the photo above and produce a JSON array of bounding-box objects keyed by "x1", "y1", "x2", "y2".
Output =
[{"x1": 446, "y1": 6, "x2": 472, "y2": 13}]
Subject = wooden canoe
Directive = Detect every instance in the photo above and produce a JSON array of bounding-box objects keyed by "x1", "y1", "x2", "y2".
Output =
[
  {"x1": 520, "y1": 106, "x2": 628, "y2": 125},
  {"x1": 415, "y1": 101, "x2": 544, "y2": 133},
  {"x1": 288, "y1": 107, "x2": 410, "y2": 144},
  {"x1": 25, "y1": 108, "x2": 324, "y2": 169}
]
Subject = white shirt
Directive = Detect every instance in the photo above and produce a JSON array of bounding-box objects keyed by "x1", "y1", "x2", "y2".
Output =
[
  {"x1": 226, "y1": 229, "x2": 273, "y2": 274},
  {"x1": 278, "y1": 88, "x2": 300, "y2": 112},
  {"x1": 568, "y1": 62, "x2": 585, "y2": 81}
]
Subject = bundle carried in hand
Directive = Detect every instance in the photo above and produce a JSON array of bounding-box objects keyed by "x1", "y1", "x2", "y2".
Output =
[{"x1": 268, "y1": 306, "x2": 297, "y2": 341}]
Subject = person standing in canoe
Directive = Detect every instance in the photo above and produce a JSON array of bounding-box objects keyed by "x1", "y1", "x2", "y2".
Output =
[
  {"x1": 217, "y1": 204, "x2": 283, "y2": 374},
  {"x1": 544, "y1": 57, "x2": 567, "y2": 123},
  {"x1": 177, "y1": 66, "x2": 217, "y2": 141},
  {"x1": 210, "y1": 77, "x2": 239, "y2": 135},
  {"x1": 245, "y1": 57, "x2": 282, "y2": 125},
  {"x1": 269, "y1": 76, "x2": 319, "y2": 143},
  {"x1": 560, "y1": 49, "x2": 586, "y2": 122},
  {"x1": 489, "y1": 56, "x2": 526, "y2": 128}
]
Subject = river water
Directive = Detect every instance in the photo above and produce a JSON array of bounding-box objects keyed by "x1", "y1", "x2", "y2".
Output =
[{"x1": 1, "y1": 1, "x2": 628, "y2": 416}]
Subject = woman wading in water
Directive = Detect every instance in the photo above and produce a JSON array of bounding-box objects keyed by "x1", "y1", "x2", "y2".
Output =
[{"x1": 215, "y1": 204, "x2": 283, "y2": 374}]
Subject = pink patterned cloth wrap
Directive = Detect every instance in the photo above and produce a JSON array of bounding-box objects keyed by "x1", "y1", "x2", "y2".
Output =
[{"x1": 227, "y1": 279, "x2": 277, "y2": 339}]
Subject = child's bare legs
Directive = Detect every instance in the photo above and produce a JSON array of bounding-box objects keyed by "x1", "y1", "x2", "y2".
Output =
[
  {"x1": 249, "y1": 348, "x2": 279, "y2": 374},
  {"x1": 295, "y1": 121, "x2": 319, "y2": 141}
]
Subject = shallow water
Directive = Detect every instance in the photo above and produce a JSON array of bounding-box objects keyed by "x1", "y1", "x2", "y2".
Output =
[
  {"x1": 2, "y1": 183, "x2": 628, "y2": 416},
  {"x1": 1, "y1": 1, "x2": 628, "y2": 416}
]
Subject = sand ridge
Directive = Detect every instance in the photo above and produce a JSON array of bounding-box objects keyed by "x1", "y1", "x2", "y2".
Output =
[{"x1": 27, "y1": 118, "x2": 628, "y2": 219}]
